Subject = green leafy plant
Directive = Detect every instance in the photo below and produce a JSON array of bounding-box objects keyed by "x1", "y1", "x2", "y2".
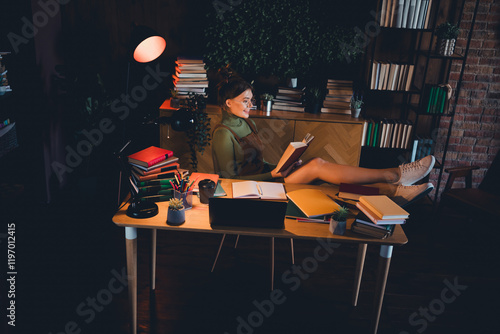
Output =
[
  {"x1": 260, "y1": 93, "x2": 274, "y2": 101},
  {"x1": 204, "y1": 0, "x2": 364, "y2": 80},
  {"x1": 168, "y1": 198, "x2": 184, "y2": 211},
  {"x1": 185, "y1": 93, "x2": 211, "y2": 171},
  {"x1": 170, "y1": 88, "x2": 178, "y2": 98},
  {"x1": 350, "y1": 93, "x2": 364, "y2": 109},
  {"x1": 305, "y1": 86, "x2": 326, "y2": 103},
  {"x1": 435, "y1": 22, "x2": 460, "y2": 40},
  {"x1": 331, "y1": 206, "x2": 349, "y2": 222}
]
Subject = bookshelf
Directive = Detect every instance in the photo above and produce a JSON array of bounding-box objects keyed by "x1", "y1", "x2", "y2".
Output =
[{"x1": 361, "y1": 0, "x2": 481, "y2": 202}]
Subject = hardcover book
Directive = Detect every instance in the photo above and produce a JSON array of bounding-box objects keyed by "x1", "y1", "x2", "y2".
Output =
[
  {"x1": 275, "y1": 133, "x2": 314, "y2": 173},
  {"x1": 127, "y1": 146, "x2": 174, "y2": 168}
]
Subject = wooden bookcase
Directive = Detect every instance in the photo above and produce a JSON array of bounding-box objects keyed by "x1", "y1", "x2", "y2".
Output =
[
  {"x1": 361, "y1": 0, "x2": 480, "y2": 201},
  {"x1": 159, "y1": 101, "x2": 364, "y2": 173}
]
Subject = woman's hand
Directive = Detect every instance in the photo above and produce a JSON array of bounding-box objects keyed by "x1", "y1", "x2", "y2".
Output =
[{"x1": 271, "y1": 160, "x2": 303, "y2": 179}]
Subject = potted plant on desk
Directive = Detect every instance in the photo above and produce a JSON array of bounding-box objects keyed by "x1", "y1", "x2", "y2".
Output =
[
  {"x1": 329, "y1": 206, "x2": 349, "y2": 235},
  {"x1": 167, "y1": 198, "x2": 185, "y2": 225}
]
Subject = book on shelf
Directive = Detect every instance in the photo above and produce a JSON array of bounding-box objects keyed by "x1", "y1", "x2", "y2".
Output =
[
  {"x1": 337, "y1": 183, "x2": 380, "y2": 201},
  {"x1": 275, "y1": 133, "x2": 314, "y2": 173},
  {"x1": 273, "y1": 87, "x2": 305, "y2": 113},
  {"x1": 380, "y1": 0, "x2": 431, "y2": 28},
  {"x1": 286, "y1": 188, "x2": 340, "y2": 218},
  {"x1": 232, "y1": 181, "x2": 286, "y2": 200},
  {"x1": 358, "y1": 195, "x2": 409, "y2": 220},
  {"x1": 127, "y1": 146, "x2": 174, "y2": 168}
]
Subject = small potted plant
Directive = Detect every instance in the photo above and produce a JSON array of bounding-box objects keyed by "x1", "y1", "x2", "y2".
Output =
[
  {"x1": 170, "y1": 89, "x2": 180, "y2": 108},
  {"x1": 260, "y1": 93, "x2": 274, "y2": 113},
  {"x1": 305, "y1": 86, "x2": 326, "y2": 114},
  {"x1": 350, "y1": 93, "x2": 364, "y2": 118},
  {"x1": 435, "y1": 22, "x2": 460, "y2": 56},
  {"x1": 167, "y1": 197, "x2": 185, "y2": 225},
  {"x1": 329, "y1": 206, "x2": 349, "y2": 235}
]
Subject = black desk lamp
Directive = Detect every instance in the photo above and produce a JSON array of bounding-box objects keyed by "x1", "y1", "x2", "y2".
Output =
[{"x1": 117, "y1": 25, "x2": 166, "y2": 217}]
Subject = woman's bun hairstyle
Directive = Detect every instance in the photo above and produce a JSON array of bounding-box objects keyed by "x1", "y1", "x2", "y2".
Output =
[{"x1": 216, "y1": 64, "x2": 253, "y2": 108}]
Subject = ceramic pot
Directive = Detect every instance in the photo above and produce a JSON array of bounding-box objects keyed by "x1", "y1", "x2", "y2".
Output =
[
  {"x1": 351, "y1": 108, "x2": 361, "y2": 118},
  {"x1": 261, "y1": 100, "x2": 272, "y2": 114},
  {"x1": 170, "y1": 98, "x2": 180, "y2": 108},
  {"x1": 329, "y1": 219, "x2": 346, "y2": 235},
  {"x1": 437, "y1": 38, "x2": 456, "y2": 56},
  {"x1": 167, "y1": 208, "x2": 185, "y2": 225}
]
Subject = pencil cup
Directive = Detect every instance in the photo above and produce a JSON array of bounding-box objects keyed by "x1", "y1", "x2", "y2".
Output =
[
  {"x1": 173, "y1": 190, "x2": 193, "y2": 210},
  {"x1": 198, "y1": 179, "x2": 216, "y2": 204}
]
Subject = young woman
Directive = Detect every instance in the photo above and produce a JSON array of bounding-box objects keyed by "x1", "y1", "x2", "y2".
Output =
[{"x1": 212, "y1": 75, "x2": 435, "y2": 206}]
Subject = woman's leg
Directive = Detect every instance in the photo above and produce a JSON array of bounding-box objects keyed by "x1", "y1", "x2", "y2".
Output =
[{"x1": 284, "y1": 158, "x2": 400, "y2": 185}]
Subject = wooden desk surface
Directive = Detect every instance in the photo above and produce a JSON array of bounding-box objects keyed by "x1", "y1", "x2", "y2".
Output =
[{"x1": 113, "y1": 180, "x2": 407, "y2": 246}]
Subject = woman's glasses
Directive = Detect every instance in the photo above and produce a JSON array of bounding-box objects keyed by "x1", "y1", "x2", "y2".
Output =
[{"x1": 237, "y1": 99, "x2": 256, "y2": 107}]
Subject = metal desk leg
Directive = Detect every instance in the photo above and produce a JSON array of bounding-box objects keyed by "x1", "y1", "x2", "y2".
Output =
[
  {"x1": 352, "y1": 243, "x2": 367, "y2": 306},
  {"x1": 125, "y1": 227, "x2": 137, "y2": 334},
  {"x1": 151, "y1": 229, "x2": 157, "y2": 290},
  {"x1": 372, "y1": 245, "x2": 393, "y2": 334}
]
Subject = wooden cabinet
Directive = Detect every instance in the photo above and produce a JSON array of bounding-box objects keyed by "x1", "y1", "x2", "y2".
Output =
[{"x1": 160, "y1": 102, "x2": 364, "y2": 173}]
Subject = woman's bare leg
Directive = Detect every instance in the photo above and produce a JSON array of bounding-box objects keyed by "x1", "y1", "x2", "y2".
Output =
[{"x1": 284, "y1": 158, "x2": 400, "y2": 185}]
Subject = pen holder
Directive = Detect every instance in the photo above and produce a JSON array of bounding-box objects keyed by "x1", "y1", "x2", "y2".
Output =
[{"x1": 173, "y1": 190, "x2": 193, "y2": 210}]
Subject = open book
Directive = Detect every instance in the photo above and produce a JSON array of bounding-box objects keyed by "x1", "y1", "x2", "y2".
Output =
[
  {"x1": 275, "y1": 133, "x2": 314, "y2": 173},
  {"x1": 232, "y1": 181, "x2": 287, "y2": 200}
]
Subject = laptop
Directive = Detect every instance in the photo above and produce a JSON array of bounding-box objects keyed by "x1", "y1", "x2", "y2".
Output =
[{"x1": 209, "y1": 197, "x2": 288, "y2": 229}]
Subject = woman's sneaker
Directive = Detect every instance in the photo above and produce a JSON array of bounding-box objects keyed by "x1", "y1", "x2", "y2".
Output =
[
  {"x1": 395, "y1": 155, "x2": 435, "y2": 185},
  {"x1": 392, "y1": 183, "x2": 434, "y2": 207}
]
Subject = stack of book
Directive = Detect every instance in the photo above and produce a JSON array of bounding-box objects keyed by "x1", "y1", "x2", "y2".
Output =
[
  {"x1": 411, "y1": 136, "x2": 434, "y2": 161},
  {"x1": 379, "y1": 0, "x2": 433, "y2": 29},
  {"x1": 361, "y1": 119, "x2": 413, "y2": 149},
  {"x1": 172, "y1": 57, "x2": 208, "y2": 99},
  {"x1": 127, "y1": 146, "x2": 188, "y2": 202},
  {"x1": 351, "y1": 195, "x2": 409, "y2": 239},
  {"x1": 272, "y1": 87, "x2": 305, "y2": 113},
  {"x1": 321, "y1": 79, "x2": 353, "y2": 114},
  {"x1": 370, "y1": 62, "x2": 414, "y2": 91},
  {"x1": 0, "y1": 52, "x2": 12, "y2": 94},
  {"x1": 423, "y1": 84, "x2": 450, "y2": 114}
]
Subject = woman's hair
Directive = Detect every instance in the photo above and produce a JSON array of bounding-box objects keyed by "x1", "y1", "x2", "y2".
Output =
[{"x1": 216, "y1": 65, "x2": 253, "y2": 108}]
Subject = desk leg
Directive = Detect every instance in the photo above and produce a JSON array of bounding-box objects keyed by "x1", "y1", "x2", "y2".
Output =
[
  {"x1": 372, "y1": 245, "x2": 393, "y2": 334},
  {"x1": 151, "y1": 229, "x2": 157, "y2": 290},
  {"x1": 125, "y1": 227, "x2": 137, "y2": 334},
  {"x1": 352, "y1": 243, "x2": 367, "y2": 306},
  {"x1": 270, "y1": 237, "x2": 275, "y2": 291}
]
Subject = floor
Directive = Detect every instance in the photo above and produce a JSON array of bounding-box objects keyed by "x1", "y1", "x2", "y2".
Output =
[{"x1": 3, "y1": 170, "x2": 500, "y2": 334}]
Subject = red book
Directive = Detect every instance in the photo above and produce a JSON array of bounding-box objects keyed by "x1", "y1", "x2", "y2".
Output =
[
  {"x1": 127, "y1": 146, "x2": 173, "y2": 168},
  {"x1": 337, "y1": 183, "x2": 380, "y2": 201}
]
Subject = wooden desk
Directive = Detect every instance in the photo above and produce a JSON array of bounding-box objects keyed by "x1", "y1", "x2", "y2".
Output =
[{"x1": 113, "y1": 180, "x2": 407, "y2": 334}]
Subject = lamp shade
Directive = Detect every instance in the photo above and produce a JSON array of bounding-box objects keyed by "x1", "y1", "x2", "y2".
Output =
[{"x1": 130, "y1": 25, "x2": 166, "y2": 63}]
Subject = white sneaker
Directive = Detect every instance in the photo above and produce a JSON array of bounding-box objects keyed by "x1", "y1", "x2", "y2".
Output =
[
  {"x1": 395, "y1": 155, "x2": 435, "y2": 186},
  {"x1": 392, "y1": 183, "x2": 434, "y2": 207}
]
